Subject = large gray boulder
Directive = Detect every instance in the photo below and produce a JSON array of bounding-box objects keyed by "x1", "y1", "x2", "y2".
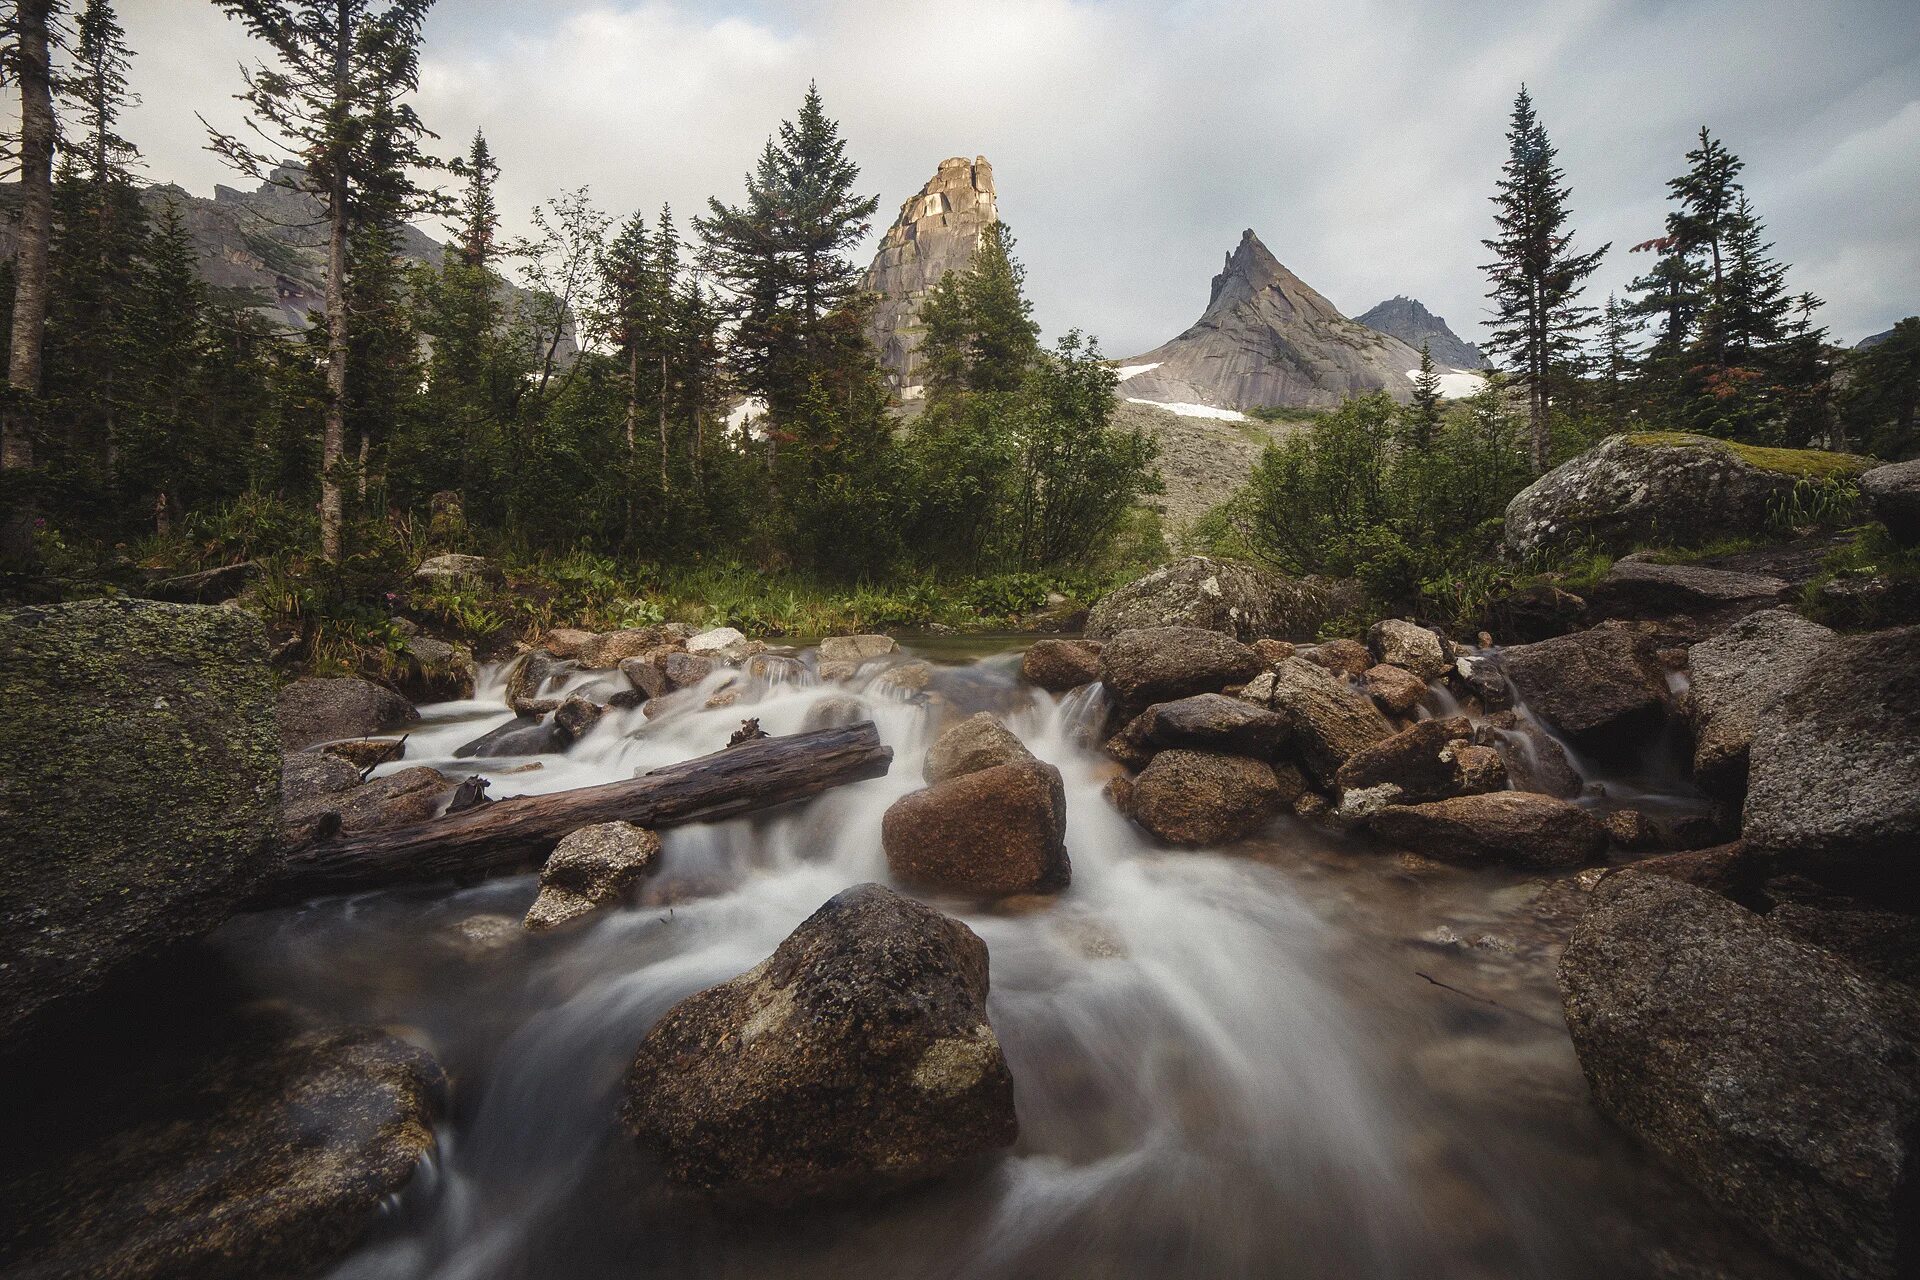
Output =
[
  {"x1": 1560, "y1": 872, "x2": 1920, "y2": 1280},
  {"x1": 923, "y1": 713, "x2": 1034, "y2": 785},
  {"x1": 622, "y1": 884, "x2": 1017, "y2": 1202},
  {"x1": 1085, "y1": 556, "x2": 1355, "y2": 643},
  {"x1": 1098, "y1": 625, "x2": 1262, "y2": 710},
  {"x1": 1499, "y1": 625, "x2": 1670, "y2": 757},
  {"x1": 1861, "y1": 458, "x2": 1920, "y2": 546},
  {"x1": 525, "y1": 822, "x2": 661, "y2": 931},
  {"x1": 1744, "y1": 624, "x2": 1920, "y2": 865},
  {"x1": 1504, "y1": 433, "x2": 1873, "y2": 561},
  {"x1": 1686, "y1": 609, "x2": 1836, "y2": 798},
  {"x1": 0, "y1": 601, "x2": 280, "y2": 1042},
  {"x1": 277, "y1": 676, "x2": 418, "y2": 751}
]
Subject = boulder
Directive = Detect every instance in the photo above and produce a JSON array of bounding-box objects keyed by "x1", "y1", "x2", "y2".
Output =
[
  {"x1": 1366, "y1": 619, "x2": 1450, "y2": 681},
  {"x1": 1334, "y1": 716, "x2": 1504, "y2": 813},
  {"x1": 1477, "y1": 711, "x2": 1583, "y2": 799},
  {"x1": 800, "y1": 694, "x2": 870, "y2": 732},
  {"x1": 923, "y1": 713, "x2": 1035, "y2": 785},
  {"x1": 1301, "y1": 638, "x2": 1372, "y2": 677},
  {"x1": 1, "y1": 1021, "x2": 443, "y2": 1280},
  {"x1": 524, "y1": 822, "x2": 661, "y2": 931},
  {"x1": 1500, "y1": 625, "x2": 1669, "y2": 757},
  {"x1": 395, "y1": 634, "x2": 476, "y2": 703},
  {"x1": 0, "y1": 600, "x2": 280, "y2": 1043},
  {"x1": 1098, "y1": 626, "x2": 1262, "y2": 710},
  {"x1": 577, "y1": 624, "x2": 694, "y2": 670},
  {"x1": 882, "y1": 761, "x2": 1070, "y2": 895},
  {"x1": 1482, "y1": 583, "x2": 1587, "y2": 644},
  {"x1": 1861, "y1": 458, "x2": 1920, "y2": 546},
  {"x1": 504, "y1": 650, "x2": 566, "y2": 716},
  {"x1": 1019, "y1": 638, "x2": 1102, "y2": 692},
  {"x1": 1685, "y1": 609, "x2": 1836, "y2": 798},
  {"x1": 148, "y1": 560, "x2": 260, "y2": 604},
  {"x1": 281, "y1": 754, "x2": 452, "y2": 845},
  {"x1": 1586, "y1": 557, "x2": 1788, "y2": 626},
  {"x1": 1362, "y1": 663, "x2": 1428, "y2": 716},
  {"x1": 1450, "y1": 652, "x2": 1511, "y2": 709},
  {"x1": 276, "y1": 676, "x2": 418, "y2": 751},
  {"x1": 552, "y1": 695, "x2": 605, "y2": 744},
  {"x1": 686, "y1": 626, "x2": 754, "y2": 663},
  {"x1": 662, "y1": 651, "x2": 716, "y2": 690},
  {"x1": 1245, "y1": 656, "x2": 1393, "y2": 787},
  {"x1": 817, "y1": 634, "x2": 897, "y2": 681},
  {"x1": 1130, "y1": 750, "x2": 1302, "y2": 846},
  {"x1": 455, "y1": 714, "x2": 561, "y2": 758},
  {"x1": 1560, "y1": 872, "x2": 1920, "y2": 1280},
  {"x1": 542, "y1": 627, "x2": 595, "y2": 658},
  {"x1": 619, "y1": 655, "x2": 670, "y2": 701},
  {"x1": 621, "y1": 883, "x2": 1017, "y2": 1202},
  {"x1": 412, "y1": 552, "x2": 503, "y2": 586},
  {"x1": 1106, "y1": 693, "x2": 1290, "y2": 769},
  {"x1": 1084, "y1": 556, "x2": 1354, "y2": 642},
  {"x1": 319, "y1": 737, "x2": 405, "y2": 771},
  {"x1": 1252, "y1": 638, "x2": 1295, "y2": 667},
  {"x1": 1503, "y1": 432, "x2": 1873, "y2": 561},
  {"x1": 1744, "y1": 624, "x2": 1920, "y2": 866},
  {"x1": 1363, "y1": 792, "x2": 1608, "y2": 868}
]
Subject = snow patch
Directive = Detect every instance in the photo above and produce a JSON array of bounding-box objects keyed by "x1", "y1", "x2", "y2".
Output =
[
  {"x1": 1409, "y1": 369, "x2": 1488, "y2": 400},
  {"x1": 1126, "y1": 398, "x2": 1249, "y2": 422},
  {"x1": 1113, "y1": 362, "x2": 1162, "y2": 382},
  {"x1": 724, "y1": 397, "x2": 767, "y2": 434}
]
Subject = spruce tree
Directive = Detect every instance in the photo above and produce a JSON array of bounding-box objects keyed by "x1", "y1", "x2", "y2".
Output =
[
  {"x1": 1481, "y1": 86, "x2": 1609, "y2": 472},
  {"x1": 1667, "y1": 128, "x2": 1744, "y2": 303},
  {"x1": 1625, "y1": 234, "x2": 1705, "y2": 410},
  {"x1": 1596, "y1": 293, "x2": 1642, "y2": 418},
  {"x1": 919, "y1": 220, "x2": 1040, "y2": 397},
  {"x1": 1401, "y1": 342, "x2": 1444, "y2": 452},
  {"x1": 455, "y1": 130, "x2": 499, "y2": 268}
]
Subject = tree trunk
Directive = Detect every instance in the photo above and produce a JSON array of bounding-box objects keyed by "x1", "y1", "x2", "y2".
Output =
[
  {"x1": 255, "y1": 722, "x2": 893, "y2": 907},
  {"x1": 1, "y1": 0, "x2": 56, "y2": 562},
  {"x1": 658, "y1": 350, "x2": 669, "y2": 488},
  {"x1": 320, "y1": 2, "x2": 353, "y2": 563}
]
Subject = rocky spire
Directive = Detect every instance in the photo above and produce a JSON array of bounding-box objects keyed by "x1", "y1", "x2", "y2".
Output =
[
  {"x1": 860, "y1": 156, "x2": 998, "y2": 399},
  {"x1": 1355, "y1": 295, "x2": 1489, "y2": 370}
]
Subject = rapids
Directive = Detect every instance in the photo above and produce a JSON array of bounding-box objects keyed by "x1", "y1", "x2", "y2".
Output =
[{"x1": 215, "y1": 640, "x2": 1780, "y2": 1280}]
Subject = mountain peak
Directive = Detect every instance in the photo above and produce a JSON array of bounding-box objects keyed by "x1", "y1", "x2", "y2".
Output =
[
  {"x1": 1354, "y1": 296, "x2": 1488, "y2": 371},
  {"x1": 861, "y1": 155, "x2": 999, "y2": 398}
]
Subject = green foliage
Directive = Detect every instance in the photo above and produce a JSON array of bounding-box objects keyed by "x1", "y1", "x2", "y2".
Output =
[{"x1": 920, "y1": 221, "x2": 1040, "y2": 397}]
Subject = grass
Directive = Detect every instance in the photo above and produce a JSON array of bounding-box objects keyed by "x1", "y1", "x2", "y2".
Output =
[{"x1": 1621, "y1": 431, "x2": 1876, "y2": 479}]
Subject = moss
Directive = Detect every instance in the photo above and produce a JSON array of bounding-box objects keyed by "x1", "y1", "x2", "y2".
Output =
[{"x1": 1620, "y1": 431, "x2": 1875, "y2": 479}]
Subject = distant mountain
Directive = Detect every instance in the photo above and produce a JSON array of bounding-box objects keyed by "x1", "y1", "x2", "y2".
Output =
[
  {"x1": 1117, "y1": 230, "x2": 1425, "y2": 411},
  {"x1": 1857, "y1": 326, "x2": 1899, "y2": 350},
  {"x1": 860, "y1": 155, "x2": 999, "y2": 400},
  {"x1": 1355, "y1": 295, "x2": 1487, "y2": 371}
]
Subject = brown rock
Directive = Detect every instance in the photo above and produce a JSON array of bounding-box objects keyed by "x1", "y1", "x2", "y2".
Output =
[
  {"x1": 552, "y1": 695, "x2": 605, "y2": 744},
  {"x1": 1250, "y1": 656, "x2": 1393, "y2": 787},
  {"x1": 277, "y1": 677, "x2": 418, "y2": 752},
  {"x1": 319, "y1": 737, "x2": 406, "y2": 771},
  {"x1": 924, "y1": 713, "x2": 1035, "y2": 785},
  {"x1": 1020, "y1": 639, "x2": 1103, "y2": 692},
  {"x1": 1302, "y1": 638, "x2": 1371, "y2": 677},
  {"x1": 663, "y1": 651, "x2": 716, "y2": 690},
  {"x1": 576, "y1": 624, "x2": 694, "y2": 670},
  {"x1": 525, "y1": 822, "x2": 661, "y2": 931},
  {"x1": 1363, "y1": 791, "x2": 1608, "y2": 868},
  {"x1": 1366, "y1": 618, "x2": 1451, "y2": 681},
  {"x1": 1334, "y1": 716, "x2": 1501, "y2": 812},
  {"x1": 1130, "y1": 750, "x2": 1302, "y2": 846},
  {"x1": 1362, "y1": 663, "x2": 1427, "y2": 716},
  {"x1": 1106, "y1": 693, "x2": 1290, "y2": 769},
  {"x1": 1500, "y1": 624, "x2": 1670, "y2": 757},
  {"x1": 542, "y1": 627, "x2": 595, "y2": 658},
  {"x1": 1098, "y1": 626, "x2": 1262, "y2": 710},
  {"x1": 619, "y1": 655, "x2": 669, "y2": 701},
  {"x1": 883, "y1": 761, "x2": 1070, "y2": 895}
]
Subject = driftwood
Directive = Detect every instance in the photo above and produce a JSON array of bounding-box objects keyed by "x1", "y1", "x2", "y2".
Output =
[{"x1": 255, "y1": 722, "x2": 893, "y2": 907}]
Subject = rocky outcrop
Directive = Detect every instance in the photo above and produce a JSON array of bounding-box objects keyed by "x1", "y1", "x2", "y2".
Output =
[
  {"x1": 524, "y1": 822, "x2": 661, "y2": 931},
  {"x1": 1354, "y1": 295, "x2": 1489, "y2": 370},
  {"x1": 1586, "y1": 557, "x2": 1788, "y2": 626},
  {"x1": 1242, "y1": 657, "x2": 1393, "y2": 787},
  {"x1": 1861, "y1": 458, "x2": 1920, "y2": 546},
  {"x1": 882, "y1": 761, "x2": 1070, "y2": 896},
  {"x1": 1685, "y1": 609, "x2": 1836, "y2": 798},
  {"x1": 1560, "y1": 872, "x2": 1920, "y2": 1280},
  {"x1": 1118, "y1": 230, "x2": 1424, "y2": 410},
  {"x1": 1503, "y1": 433, "x2": 1874, "y2": 561},
  {"x1": 1098, "y1": 625, "x2": 1262, "y2": 710},
  {"x1": 1085, "y1": 556, "x2": 1355, "y2": 643},
  {"x1": 1130, "y1": 750, "x2": 1301, "y2": 846},
  {"x1": 1362, "y1": 791, "x2": 1608, "y2": 868},
  {"x1": 860, "y1": 156, "x2": 999, "y2": 399},
  {"x1": 1020, "y1": 638, "x2": 1102, "y2": 692},
  {"x1": 622, "y1": 884, "x2": 1017, "y2": 1201},
  {"x1": 0, "y1": 601, "x2": 280, "y2": 1043},
  {"x1": 1499, "y1": 625, "x2": 1669, "y2": 757},
  {"x1": 2, "y1": 1020, "x2": 444, "y2": 1280},
  {"x1": 277, "y1": 676, "x2": 419, "y2": 751},
  {"x1": 1744, "y1": 624, "x2": 1920, "y2": 866}
]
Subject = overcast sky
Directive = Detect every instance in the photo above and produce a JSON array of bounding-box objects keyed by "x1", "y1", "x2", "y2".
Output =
[{"x1": 113, "y1": 0, "x2": 1919, "y2": 354}]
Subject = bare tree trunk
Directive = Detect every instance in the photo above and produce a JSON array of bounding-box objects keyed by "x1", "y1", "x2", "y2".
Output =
[
  {"x1": 318, "y1": 0, "x2": 352, "y2": 563},
  {"x1": 1, "y1": 0, "x2": 56, "y2": 562},
  {"x1": 658, "y1": 351, "x2": 669, "y2": 488}
]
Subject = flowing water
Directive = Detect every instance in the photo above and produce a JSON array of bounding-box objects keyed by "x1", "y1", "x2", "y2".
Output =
[{"x1": 214, "y1": 643, "x2": 1785, "y2": 1280}]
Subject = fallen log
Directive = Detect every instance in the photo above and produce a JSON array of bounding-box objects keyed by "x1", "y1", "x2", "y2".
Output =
[{"x1": 253, "y1": 722, "x2": 893, "y2": 908}]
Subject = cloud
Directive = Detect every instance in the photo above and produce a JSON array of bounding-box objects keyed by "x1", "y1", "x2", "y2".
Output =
[{"x1": 108, "y1": 0, "x2": 1920, "y2": 349}]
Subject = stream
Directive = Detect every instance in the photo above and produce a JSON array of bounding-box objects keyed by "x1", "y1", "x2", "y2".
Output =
[{"x1": 215, "y1": 640, "x2": 1786, "y2": 1280}]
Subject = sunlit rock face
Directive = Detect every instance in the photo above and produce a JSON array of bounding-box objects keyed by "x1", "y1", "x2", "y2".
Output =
[{"x1": 861, "y1": 156, "x2": 1000, "y2": 399}]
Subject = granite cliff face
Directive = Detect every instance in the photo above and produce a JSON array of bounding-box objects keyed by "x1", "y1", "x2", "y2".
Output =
[
  {"x1": 1355, "y1": 295, "x2": 1487, "y2": 370},
  {"x1": 861, "y1": 156, "x2": 999, "y2": 399},
  {"x1": 1119, "y1": 230, "x2": 1425, "y2": 411}
]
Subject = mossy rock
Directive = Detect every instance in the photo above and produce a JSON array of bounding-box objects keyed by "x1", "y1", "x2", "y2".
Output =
[
  {"x1": 1506, "y1": 433, "x2": 1875, "y2": 561},
  {"x1": 0, "y1": 599, "x2": 280, "y2": 1043}
]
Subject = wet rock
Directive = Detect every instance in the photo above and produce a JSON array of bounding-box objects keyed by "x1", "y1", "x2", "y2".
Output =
[
  {"x1": 817, "y1": 634, "x2": 897, "y2": 682},
  {"x1": 1367, "y1": 618, "x2": 1450, "y2": 681},
  {"x1": 1602, "y1": 807, "x2": 1665, "y2": 851},
  {"x1": 1861, "y1": 457, "x2": 1920, "y2": 546},
  {"x1": 686, "y1": 626, "x2": 754, "y2": 663},
  {"x1": 505, "y1": 649, "x2": 567, "y2": 716},
  {"x1": 1744, "y1": 624, "x2": 1920, "y2": 866},
  {"x1": 320, "y1": 736, "x2": 406, "y2": 771},
  {"x1": 924, "y1": 712, "x2": 1035, "y2": 785},
  {"x1": 1252, "y1": 637, "x2": 1295, "y2": 667},
  {"x1": 1248, "y1": 656, "x2": 1393, "y2": 788},
  {"x1": 577, "y1": 623, "x2": 695, "y2": 670},
  {"x1": 395, "y1": 634, "x2": 476, "y2": 703},
  {"x1": 277, "y1": 676, "x2": 418, "y2": 752},
  {"x1": 1587, "y1": 557, "x2": 1789, "y2": 628},
  {"x1": 874, "y1": 659, "x2": 934, "y2": 695},
  {"x1": 1363, "y1": 792, "x2": 1608, "y2": 868},
  {"x1": 1617, "y1": 842, "x2": 1762, "y2": 898},
  {"x1": 413, "y1": 552, "x2": 503, "y2": 586},
  {"x1": 1363, "y1": 663, "x2": 1428, "y2": 716},
  {"x1": 1560, "y1": 872, "x2": 1920, "y2": 1280},
  {"x1": 148, "y1": 560, "x2": 260, "y2": 604},
  {"x1": 524, "y1": 822, "x2": 662, "y2": 931},
  {"x1": 450, "y1": 913, "x2": 522, "y2": 956},
  {"x1": 1107, "y1": 692, "x2": 1291, "y2": 770},
  {"x1": 552, "y1": 695, "x2": 606, "y2": 745},
  {"x1": 1098, "y1": 625, "x2": 1262, "y2": 711},
  {"x1": 1301, "y1": 637, "x2": 1372, "y2": 677},
  {"x1": 1, "y1": 1021, "x2": 443, "y2": 1280},
  {"x1": 618, "y1": 655, "x2": 669, "y2": 701},
  {"x1": 0, "y1": 600, "x2": 281, "y2": 1043},
  {"x1": 1500, "y1": 625, "x2": 1669, "y2": 757},
  {"x1": 1450, "y1": 652, "x2": 1511, "y2": 710},
  {"x1": 1503, "y1": 432, "x2": 1872, "y2": 561},
  {"x1": 455, "y1": 715, "x2": 561, "y2": 758},
  {"x1": 1019, "y1": 638, "x2": 1102, "y2": 692},
  {"x1": 1130, "y1": 750, "x2": 1302, "y2": 846},
  {"x1": 1685, "y1": 608, "x2": 1835, "y2": 798},
  {"x1": 542, "y1": 627, "x2": 595, "y2": 658},
  {"x1": 883, "y1": 761, "x2": 1070, "y2": 895},
  {"x1": 1766, "y1": 892, "x2": 1920, "y2": 992},
  {"x1": 286, "y1": 761, "x2": 452, "y2": 846},
  {"x1": 1084, "y1": 556, "x2": 1354, "y2": 642},
  {"x1": 662, "y1": 651, "x2": 716, "y2": 690},
  {"x1": 1334, "y1": 716, "x2": 1503, "y2": 813},
  {"x1": 801, "y1": 694, "x2": 870, "y2": 732},
  {"x1": 622, "y1": 883, "x2": 1017, "y2": 1202},
  {"x1": 1478, "y1": 711, "x2": 1583, "y2": 799},
  {"x1": 1482, "y1": 583, "x2": 1587, "y2": 644}
]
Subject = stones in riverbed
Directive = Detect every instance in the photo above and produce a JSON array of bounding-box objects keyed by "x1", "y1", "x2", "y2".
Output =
[
  {"x1": 1099, "y1": 625, "x2": 1262, "y2": 711},
  {"x1": 1020, "y1": 638, "x2": 1102, "y2": 692},
  {"x1": 1366, "y1": 618, "x2": 1450, "y2": 681},
  {"x1": 281, "y1": 753, "x2": 453, "y2": 846},
  {"x1": 1334, "y1": 716, "x2": 1504, "y2": 814},
  {"x1": 1242, "y1": 656, "x2": 1393, "y2": 788},
  {"x1": 621, "y1": 883, "x2": 1017, "y2": 1203},
  {"x1": 1106, "y1": 693, "x2": 1290, "y2": 769},
  {"x1": 923, "y1": 712, "x2": 1034, "y2": 784},
  {"x1": 1684, "y1": 608, "x2": 1835, "y2": 799},
  {"x1": 1498, "y1": 624, "x2": 1669, "y2": 758},
  {"x1": 1362, "y1": 791, "x2": 1608, "y2": 869},
  {"x1": 525, "y1": 822, "x2": 661, "y2": 931},
  {"x1": 1130, "y1": 749, "x2": 1303, "y2": 846},
  {"x1": 1560, "y1": 872, "x2": 1920, "y2": 1280},
  {"x1": 277, "y1": 675, "x2": 419, "y2": 751},
  {"x1": 817, "y1": 633, "x2": 897, "y2": 682},
  {"x1": 884, "y1": 760, "x2": 1070, "y2": 895},
  {"x1": 552, "y1": 694, "x2": 606, "y2": 743},
  {"x1": 1362, "y1": 663, "x2": 1427, "y2": 716}
]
